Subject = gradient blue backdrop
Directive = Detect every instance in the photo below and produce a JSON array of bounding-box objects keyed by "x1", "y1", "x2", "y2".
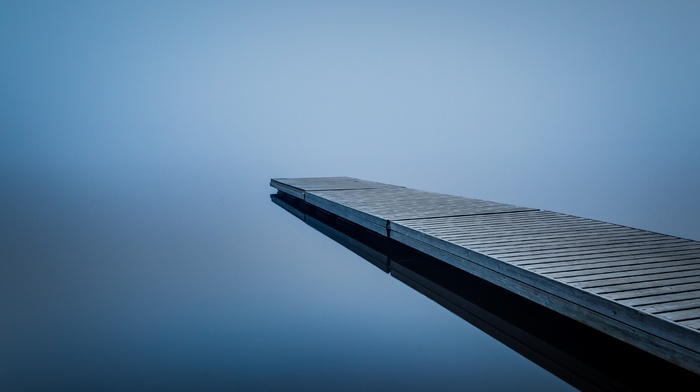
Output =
[{"x1": 2, "y1": 1, "x2": 698, "y2": 391}]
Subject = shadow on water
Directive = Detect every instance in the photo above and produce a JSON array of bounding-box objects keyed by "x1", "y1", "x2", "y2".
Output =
[{"x1": 270, "y1": 191, "x2": 700, "y2": 392}]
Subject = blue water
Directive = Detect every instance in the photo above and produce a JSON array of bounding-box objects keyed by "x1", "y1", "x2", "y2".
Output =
[
  {"x1": 3, "y1": 2, "x2": 699, "y2": 390},
  {"x1": 1, "y1": 169, "x2": 575, "y2": 391}
]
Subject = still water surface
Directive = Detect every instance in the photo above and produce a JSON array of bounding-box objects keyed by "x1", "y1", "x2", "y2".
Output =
[
  {"x1": 4, "y1": 2, "x2": 700, "y2": 390},
  {"x1": 2, "y1": 172, "x2": 578, "y2": 391}
]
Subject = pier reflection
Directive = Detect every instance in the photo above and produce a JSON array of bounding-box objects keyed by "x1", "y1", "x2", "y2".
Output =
[{"x1": 271, "y1": 191, "x2": 699, "y2": 391}]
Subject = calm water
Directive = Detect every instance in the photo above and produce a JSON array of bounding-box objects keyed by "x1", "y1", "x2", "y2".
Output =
[
  {"x1": 3, "y1": 2, "x2": 700, "y2": 390},
  {"x1": 2, "y1": 171, "x2": 577, "y2": 391}
]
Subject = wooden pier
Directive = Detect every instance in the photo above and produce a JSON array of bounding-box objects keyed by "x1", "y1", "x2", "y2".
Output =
[
  {"x1": 270, "y1": 176, "x2": 700, "y2": 375},
  {"x1": 271, "y1": 190, "x2": 700, "y2": 389}
]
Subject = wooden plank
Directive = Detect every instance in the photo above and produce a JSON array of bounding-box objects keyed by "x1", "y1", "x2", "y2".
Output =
[
  {"x1": 479, "y1": 238, "x2": 687, "y2": 258},
  {"x1": 406, "y1": 220, "x2": 615, "y2": 239},
  {"x1": 525, "y1": 251, "x2": 700, "y2": 271},
  {"x1": 309, "y1": 187, "x2": 535, "y2": 221},
  {"x1": 271, "y1": 191, "x2": 700, "y2": 388},
  {"x1": 303, "y1": 193, "x2": 390, "y2": 235},
  {"x1": 620, "y1": 291, "x2": 700, "y2": 307},
  {"x1": 388, "y1": 228, "x2": 700, "y2": 372},
  {"x1": 534, "y1": 256, "x2": 700, "y2": 280},
  {"x1": 413, "y1": 218, "x2": 617, "y2": 236},
  {"x1": 270, "y1": 192, "x2": 392, "y2": 272},
  {"x1": 602, "y1": 282, "x2": 700, "y2": 300},
  {"x1": 442, "y1": 229, "x2": 661, "y2": 248},
  {"x1": 636, "y1": 298, "x2": 700, "y2": 314},
  {"x1": 584, "y1": 276, "x2": 700, "y2": 295},
  {"x1": 656, "y1": 308, "x2": 700, "y2": 323},
  {"x1": 270, "y1": 177, "x2": 700, "y2": 375},
  {"x1": 563, "y1": 266, "x2": 700, "y2": 285},
  {"x1": 506, "y1": 245, "x2": 700, "y2": 265},
  {"x1": 497, "y1": 242, "x2": 699, "y2": 262},
  {"x1": 271, "y1": 176, "x2": 396, "y2": 198},
  {"x1": 680, "y1": 319, "x2": 700, "y2": 329},
  {"x1": 395, "y1": 211, "x2": 700, "y2": 266}
]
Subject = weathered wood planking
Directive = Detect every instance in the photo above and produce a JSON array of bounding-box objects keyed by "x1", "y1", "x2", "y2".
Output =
[
  {"x1": 270, "y1": 176, "x2": 700, "y2": 374},
  {"x1": 270, "y1": 177, "x2": 396, "y2": 200},
  {"x1": 271, "y1": 192, "x2": 700, "y2": 389}
]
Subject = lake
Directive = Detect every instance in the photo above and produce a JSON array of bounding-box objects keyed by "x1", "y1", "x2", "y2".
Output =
[
  {"x1": 3, "y1": 2, "x2": 699, "y2": 390},
  {"x1": 3, "y1": 172, "x2": 579, "y2": 391}
]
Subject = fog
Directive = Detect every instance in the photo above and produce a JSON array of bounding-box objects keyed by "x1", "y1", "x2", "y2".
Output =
[{"x1": 2, "y1": 2, "x2": 698, "y2": 390}]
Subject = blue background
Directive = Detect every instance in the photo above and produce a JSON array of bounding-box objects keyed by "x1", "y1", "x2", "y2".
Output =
[{"x1": 2, "y1": 1, "x2": 699, "y2": 391}]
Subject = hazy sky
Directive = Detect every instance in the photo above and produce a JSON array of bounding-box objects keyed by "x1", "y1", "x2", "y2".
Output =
[
  {"x1": 3, "y1": 1, "x2": 699, "y2": 240},
  {"x1": 1, "y1": 2, "x2": 699, "y2": 390}
]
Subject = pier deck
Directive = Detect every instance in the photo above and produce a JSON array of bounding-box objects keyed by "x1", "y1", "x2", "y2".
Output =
[{"x1": 270, "y1": 176, "x2": 700, "y2": 374}]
